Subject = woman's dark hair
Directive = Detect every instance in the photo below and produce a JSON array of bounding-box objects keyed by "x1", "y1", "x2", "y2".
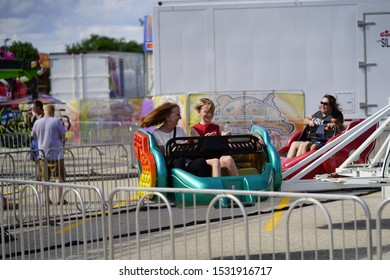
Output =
[{"x1": 323, "y1": 94, "x2": 341, "y2": 112}]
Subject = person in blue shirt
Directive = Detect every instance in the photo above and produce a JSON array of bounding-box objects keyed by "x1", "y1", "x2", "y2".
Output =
[{"x1": 32, "y1": 104, "x2": 67, "y2": 204}]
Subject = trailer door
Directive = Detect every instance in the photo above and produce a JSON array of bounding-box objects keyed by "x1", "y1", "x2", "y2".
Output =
[{"x1": 364, "y1": 13, "x2": 390, "y2": 115}]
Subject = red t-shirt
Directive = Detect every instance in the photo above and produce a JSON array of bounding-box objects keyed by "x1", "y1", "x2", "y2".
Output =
[{"x1": 192, "y1": 123, "x2": 220, "y2": 136}]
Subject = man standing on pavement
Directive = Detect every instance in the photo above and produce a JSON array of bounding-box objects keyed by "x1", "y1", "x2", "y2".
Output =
[
  {"x1": 32, "y1": 104, "x2": 67, "y2": 204},
  {"x1": 28, "y1": 100, "x2": 44, "y2": 180}
]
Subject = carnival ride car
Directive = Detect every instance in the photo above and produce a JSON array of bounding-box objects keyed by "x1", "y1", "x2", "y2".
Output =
[
  {"x1": 134, "y1": 124, "x2": 282, "y2": 207},
  {"x1": 280, "y1": 104, "x2": 390, "y2": 192},
  {"x1": 278, "y1": 119, "x2": 377, "y2": 180}
]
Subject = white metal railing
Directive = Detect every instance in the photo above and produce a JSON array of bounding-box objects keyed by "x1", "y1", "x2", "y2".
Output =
[
  {"x1": 3, "y1": 180, "x2": 390, "y2": 260},
  {"x1": 107, "y1": 187, "x2": 375, "y2": 260},
  {"x1": 1, "y1": 179, "x2": 106, "y2": 260}
]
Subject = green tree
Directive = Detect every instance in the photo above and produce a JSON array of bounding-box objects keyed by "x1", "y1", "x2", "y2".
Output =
[
  {"x1": 7, "y1": 41, "x2": 38, "y2": 61},
  {"x1": 65, "y1": 34, "x2": 143, "y2": 53}
]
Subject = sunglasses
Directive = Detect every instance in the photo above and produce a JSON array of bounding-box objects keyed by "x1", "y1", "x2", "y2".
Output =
[{"x1": 320, "y1": 101, "x2": 329, "y2": 106}]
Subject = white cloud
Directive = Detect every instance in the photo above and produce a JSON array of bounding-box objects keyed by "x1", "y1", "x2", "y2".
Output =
[
  {"x1": 1, "y1": 1, "x2": 44, "y2": 15},
  {"x1": 76, "y1": 0, "x2": 139, "y2": 21},
  {"x1": 0, "y1": 0, "x2": 156, "y2": 53},
  {"x1": 78, "y1": 25, "x2": 143, "y2": 40},
  {"x1": 0, "y1": 17, "x2": 30, "y2": 35}
]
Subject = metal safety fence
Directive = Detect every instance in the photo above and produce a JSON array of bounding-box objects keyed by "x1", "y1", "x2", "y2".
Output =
[
  {"x1": 65, "y1": 121, "x2": 139, "y2": 146},
  {"x1": 0, "y1": 180, "x2": 109, "y2": 260},
  {"x1": 107, "y1": 187, "x2": 378, "y2": 260},
  {"x1": 2, "y1": 180, "x2": 390, "y2": 260},
  {"x1": 0, "y1": 121, "x2": 139, "y2": 152},
  {"x1": 0, "y1": 142, "x2": 139, "y2": 208},
  {"x1": 0, "y1": 132, "x2": 30, "y2": 151}
]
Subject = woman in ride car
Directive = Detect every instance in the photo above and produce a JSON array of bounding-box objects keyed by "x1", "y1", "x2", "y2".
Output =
[
  {"x1": 140, "y1": 102, "x2": 211, "y2": 177},
  {"x1": 287, "y1": 94, "x2": 344, "y2": 158}
]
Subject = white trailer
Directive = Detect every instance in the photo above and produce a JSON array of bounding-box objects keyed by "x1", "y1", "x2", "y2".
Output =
[
  {"x1": 49, "y1": 52, "x2": 144, "y2": 101},
  {"x1": 153, "y1": 0, "x2": 390, "y2": 118}
]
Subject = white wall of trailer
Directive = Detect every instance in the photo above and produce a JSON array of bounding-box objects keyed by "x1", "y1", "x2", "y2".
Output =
[
  {"x1": 153, "y1": 0, "x2": 390, "y2": 118},
  {"x1": 50, "y1": 53, "x2": 110, "y2": 101},
  {"x1": 49, "y1": 52, "x2": 144, "y2": 102}
]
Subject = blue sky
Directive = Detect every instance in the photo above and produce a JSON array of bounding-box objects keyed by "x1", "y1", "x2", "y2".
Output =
[{"x1": 0, "y1": 0, "x2": 157, "y2": 53}]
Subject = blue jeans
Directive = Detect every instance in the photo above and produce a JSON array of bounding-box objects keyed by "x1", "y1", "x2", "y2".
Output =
[{"x1": 30, "y1": 139, "x2": 39, "y2": 161}]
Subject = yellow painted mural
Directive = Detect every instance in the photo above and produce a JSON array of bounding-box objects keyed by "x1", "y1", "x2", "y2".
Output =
[{"x1": 147, "y1": 91, "x2": 305, "y2": 149}]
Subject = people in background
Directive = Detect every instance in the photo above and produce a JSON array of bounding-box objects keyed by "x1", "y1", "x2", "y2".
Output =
[
  {"x1": 32, "y1": 104, "x2": 67, "y2": 204},
  {"x1": 28, "y1": 100, "x2": 44, "y2": 179}
]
